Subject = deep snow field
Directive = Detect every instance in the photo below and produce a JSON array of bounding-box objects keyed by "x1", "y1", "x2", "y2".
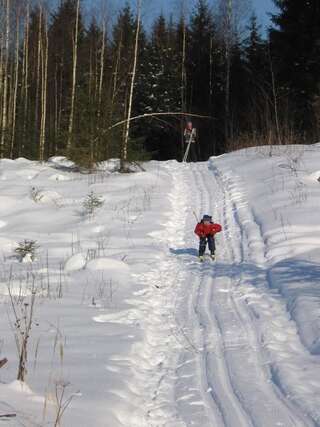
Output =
[{"x1": 0, "y1": 144, "x2": 320, "y2": 427}]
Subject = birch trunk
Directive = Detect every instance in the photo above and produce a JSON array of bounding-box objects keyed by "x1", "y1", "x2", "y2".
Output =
[
  {"x1": 0, "y1": 3, "x2": 3, "y2": 96},
  {"x1": 106, "y1": 31, "x2": 122, "y2": 159},
  {"x1": 0, "y1": 5, "x2": 4, "y2": 127},
  {"x1": 111, "y1": 31, "x2": 122, "y2": 115},
  {"x1": 22, "y1": 2, "x2": 30, "y2": 156},
  {"x1": 97, "y1": 20, "x2": 106, "y2": 118},
  {"x1": 1, "y1": 0, "x2": 10, "y2": 157},
  {"x1": 10, "y1": 11, "x2": 20, "y2": 157},
  {"x1": 67, "y1": 0, "x2": 80, "y2": 151},
  {"x1": 35, "y1": 8, "x2": 43, "y2": 140},
  {"x1": 39, "y1": 11, "x2": 48, "y2": 160},
  {"x1": 269, "y1": 48, "x2": 281, "y2": 146},
  {"x1": 121, "y1": 0, "x2": 141, "y2": 169},
  {"x1": 53, "y1": 65, "x2": 58, "y2": 152},
  {"x1": 180, "y1": 5, "x2": 187, "y2": 158},
  {"x1": 0, "y1": 43, "x2": 3, "y2": 112}
]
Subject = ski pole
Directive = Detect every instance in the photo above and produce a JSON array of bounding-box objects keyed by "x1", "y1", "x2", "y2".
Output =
[
  {"x1": 183, "y1": 128, "x2": 195, "y2": 162},
  {"x1": 192, "y1": 210, "x2": 199, "y2": 222},
  {"x1": 183, "y1": 140, "x2": 191, "y2": 162}
]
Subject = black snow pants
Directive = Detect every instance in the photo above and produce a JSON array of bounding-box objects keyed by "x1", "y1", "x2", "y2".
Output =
[{"x1": 199, "y1": 235, "x2": 216, "y2": 256}]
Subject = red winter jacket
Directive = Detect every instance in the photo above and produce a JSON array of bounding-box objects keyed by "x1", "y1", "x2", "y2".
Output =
[{"x1": 194, "y1": 221, "x2": 222, "y2": 238}]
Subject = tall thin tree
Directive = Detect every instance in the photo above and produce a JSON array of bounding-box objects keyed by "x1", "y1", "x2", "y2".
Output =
[
  {"x1": 122, "y1": 0, "x2": 141, "y2": 169},
  {"x1": 39, "y1": 6, "x2": 48, "y2": 160},
  {"x1": 67, "y1": 0, "x2": 80, "y2": 150},
  {"x1": 1, "y1": 0, "x2": 10, "y2": 157}
]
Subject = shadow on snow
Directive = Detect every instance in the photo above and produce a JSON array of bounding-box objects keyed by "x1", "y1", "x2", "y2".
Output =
[{"x1": 171, "y1": 247, "x2": 320, "y2": 355}]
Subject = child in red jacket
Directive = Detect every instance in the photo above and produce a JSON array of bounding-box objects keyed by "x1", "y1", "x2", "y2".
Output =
[{"x1": 194, "y1": 214, "x2": 222, "y2": 261}]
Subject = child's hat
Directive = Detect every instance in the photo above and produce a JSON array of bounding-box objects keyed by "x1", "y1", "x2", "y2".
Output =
[{"x1": 202, "y1": 214, "x2": 212, "y2": 221}]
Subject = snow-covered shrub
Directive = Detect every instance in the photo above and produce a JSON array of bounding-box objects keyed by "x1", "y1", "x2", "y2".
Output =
[
  {"x1": 15, "y1": 239, "x2": 39, "y2": 262},
  {"x1": 82, "y1": 191, "x2": 104, "y2": 216}
]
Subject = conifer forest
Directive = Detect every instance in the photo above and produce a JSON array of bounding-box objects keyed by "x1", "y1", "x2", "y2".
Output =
[{"x1": 0, "y1": 0, "x2": 319, "y2": 165}]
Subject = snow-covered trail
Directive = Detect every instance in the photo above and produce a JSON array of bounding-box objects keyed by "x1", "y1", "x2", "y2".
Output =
[
  {"x1": 184, "y1": 163, "x2": 315, "y2": 427},
  {"x1": 127, "y1": 161, "x2": 320, "y2": 427}
]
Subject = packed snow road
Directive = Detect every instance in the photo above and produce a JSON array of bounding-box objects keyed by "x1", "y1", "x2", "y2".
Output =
[{"x1": 129, "y1": 160, "x2": 320, "y2": 427}]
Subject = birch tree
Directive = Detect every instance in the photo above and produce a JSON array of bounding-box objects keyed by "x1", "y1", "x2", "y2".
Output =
[
  {"x1": 121, "y1": 0, "x2": 141, "y2": 170},
  {"x1": 9, "y1": 6, "x2": 21, "y2": 157},
  {"x1": 67, "y1": 0, "x2": 80, "y2": 150},
  {"x1": 1, "y1": 0, "x2": 10, "y2": 157},
  {"x1": 21, "y1": 2, "x2": 30, "y2": 156},
  {"x1": 39, "y1": 6, "x2": 48, "y2": 160},
  {"x1": 97, "y1": 10, "x2": 107, "y2": 117},
  {"x1": 177, "y1": 1, "x2": 188, "y2": 157}
]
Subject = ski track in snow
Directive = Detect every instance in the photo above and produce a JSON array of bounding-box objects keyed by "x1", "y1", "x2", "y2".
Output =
[
  {"x1": 125, "y1": 160, "x2": 320, "y2": 427},
  {"x1": 209, "y1": 162, "x2": 320, "y2": 426},
  {"x1": 198, "y1": 162, "x2": 315, "y2": 427}
]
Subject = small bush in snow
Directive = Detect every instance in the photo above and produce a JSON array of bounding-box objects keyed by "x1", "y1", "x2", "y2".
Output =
[
  {"x1": 83, "y1": 191, "x2": 104, "y2": 216},
  {"x1": 15, "y1": 239, "x2": 39, "y2": 262},
  {"x1": 7, "y1": 279, "x2": 38, "y2": 382},
  {"x1": 30, "y1": 186, "x2": 43, "y2": 203}
]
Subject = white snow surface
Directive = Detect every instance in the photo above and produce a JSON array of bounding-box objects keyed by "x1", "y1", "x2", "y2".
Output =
[{"x1": 0, "y1": 147, "x2": 320, "y2": 426}]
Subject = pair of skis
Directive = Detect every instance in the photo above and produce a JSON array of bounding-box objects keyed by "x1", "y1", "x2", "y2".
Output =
[
  {"x1": 199, "y1": 254, "x2": 215, "y2": 262},
  {"x1": 182, "y1": 128, "x2": 196, "y2": 162},
  {"x1": 0, "y1": 413, "x2": 16, "y2": 419}
]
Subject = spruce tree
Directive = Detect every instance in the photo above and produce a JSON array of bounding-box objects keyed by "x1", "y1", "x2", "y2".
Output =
[
  {"x1": 188, "y1": 0, "x2": 222, "y2": 158},
  {"x1": 229, "y1": 37, "x2": 248, "y2": 137},
  {"x1": 16, "y1": 6, "x2": 43, "y2": 159},
  {"x1": 243, "y1": 14, "x2": 269, "y2": 134},
  {"x1": 135, "y1": 14, "x2": 181, "y2": 159},
  {"x1": 270, "y1": 0, "x2": 320, "y2": 135},
  {"x1": 47, "y1": 0, "x2": 86, "y2": 155}
]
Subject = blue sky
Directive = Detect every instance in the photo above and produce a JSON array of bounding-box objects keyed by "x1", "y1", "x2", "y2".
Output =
[
  {"x1": 252, "y1": 0, "x2": 277, "y2": 27},
  {"x1": 119, "y1": 0, "x2": 278, "y2": 33}
]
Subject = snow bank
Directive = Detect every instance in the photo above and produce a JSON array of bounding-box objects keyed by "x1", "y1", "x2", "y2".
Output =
[
  {"x1": 0, "y1": 157, "x2": 170, "y2": 426},
  {"x1": 64, "y1": 253, "x2": 86, "y2": 271}
]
